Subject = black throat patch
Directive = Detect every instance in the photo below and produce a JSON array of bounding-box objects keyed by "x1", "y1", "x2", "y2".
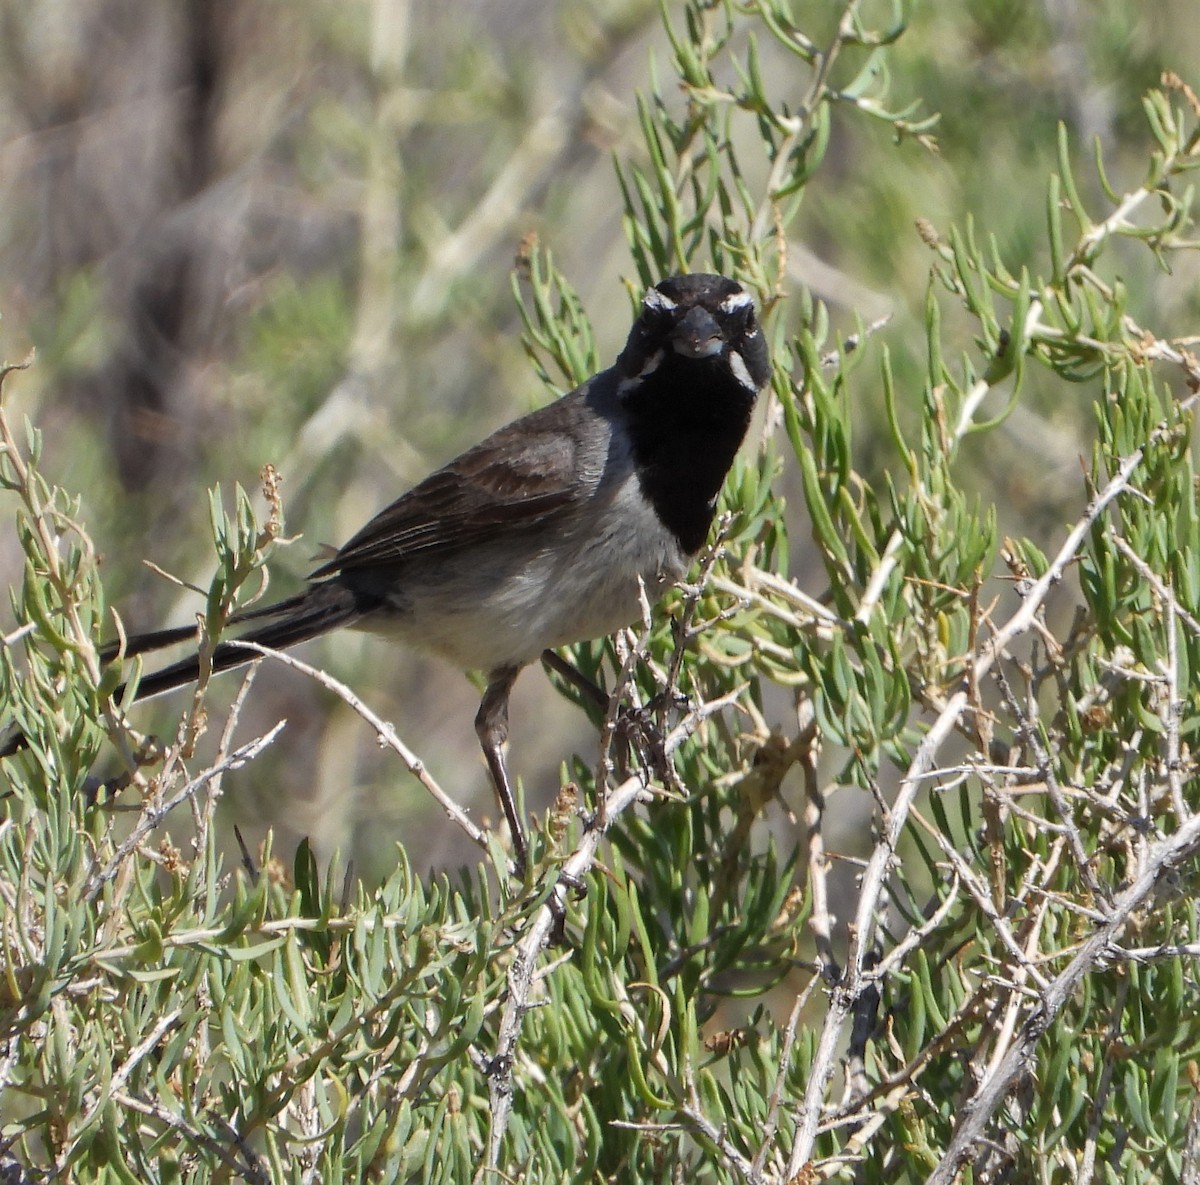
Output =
[{"x1": 622, "y1": 351, "x2": 757, "y2": 555}]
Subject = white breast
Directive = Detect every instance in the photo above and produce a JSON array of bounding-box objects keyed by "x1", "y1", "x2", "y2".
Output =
[{"x1": 368, "y1": 435, "x2": 689, "y2": 674}]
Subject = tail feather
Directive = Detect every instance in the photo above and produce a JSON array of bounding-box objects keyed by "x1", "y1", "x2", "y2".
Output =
[
  {"x1": 1, "y1": 584, "x2": 365, "y2": 755},
  {"x1": 119, "y1": 586, "x2": 362, "y2": 702},
  {"x1": 99, "y1": 592, "x2": 314, "y2": 663}
]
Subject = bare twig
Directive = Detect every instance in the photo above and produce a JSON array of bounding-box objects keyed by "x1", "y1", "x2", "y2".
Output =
[
  {"x1": 784, "y1": 679, "x2": 964, "y2": 1175},
  {"x1": 992, "y1": 659, "x2": 1105, "y2": 901},
  {"x1": 483, "y1": 590, "x2": 746, "y2": 1171},
  {"x1": 83, "y1": 720, "x2": 286, "y2": 902},
  {"x1": 483, "y1": 773, "x2": 648, "y2": 1169},
  {"x1": 749, "y1": 974, "x2": 824, "y2": 1183},
  {"x1": 1078, "y1": 975, "x2": 1131, "y2": 1185},
  {"x1": 798, "y1": 697, "x2": 835, "y2": 976},
  {"x1": 110, "y1": 1090, "x2": 270, "y2": 1185},
  {"x1": 749, "y1": 0, "x2": 863, "y2": 243},
  {"x1": 926, "y1": 809, "x2": 1200, "y2": 1185},
  {"x1": 818, "y1": 313, "x2": 894, "y2": 369},
  {"x1": 70, "y1": 1010, "x2": 184, "y2": 1147},
  {"x1": 782, "y1": 427, "x2": 1172, "y2": 1174},
  {"x1": 1111, "y1": 534, "x2": 1200, "y2": 640},
  {"x1": 194, "y1": 662, "x2": 260, "y2": 844},
  {"x1": 226, "y1": 641, "x2": 489, "y2": 854}
]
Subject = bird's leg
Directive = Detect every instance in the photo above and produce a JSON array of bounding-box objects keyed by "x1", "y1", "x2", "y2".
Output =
[
  {"x1": 540, "y1": 649, "x2": 608, "y2": 711},
  {"x1": 477, "y1": 665, "x2": 573, "y2": 943},
  {"x1": 476, "y1": 665, "x2": 528, "y2": 876},
  {"x1": 541, "y1": 648, "x2": 670, "y2": 783}
]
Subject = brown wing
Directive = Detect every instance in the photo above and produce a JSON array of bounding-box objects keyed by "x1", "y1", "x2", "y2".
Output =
[{"x1": 310, "y1": 396, "x2": 588, "y2": 579}]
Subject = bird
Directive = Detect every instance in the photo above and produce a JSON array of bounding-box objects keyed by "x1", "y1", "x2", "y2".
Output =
[{"x1": 3, "y1": 273, "x2": 771, "y2": 871}]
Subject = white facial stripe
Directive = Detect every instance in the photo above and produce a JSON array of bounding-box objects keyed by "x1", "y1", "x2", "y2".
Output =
[
  {"x1": 617, "y1": 349, "x2": 664, "y2": 396},
  {"x1": 728, "y1": 349, "x2": 758, "y2": 392},
  {"x1": 638, "y1": 348, "x2": 664, "y2": 377},
  {"x1": 719, "y1": 289, "x2": 753, "y2": 314},
  {"x1": 643, "y1": 287, "x2": 677, "y2": 314}
]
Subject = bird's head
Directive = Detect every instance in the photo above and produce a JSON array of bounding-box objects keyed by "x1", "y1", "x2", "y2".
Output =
[{"x1": 616, "y1": 273, "x2": 771, "y2": 396}]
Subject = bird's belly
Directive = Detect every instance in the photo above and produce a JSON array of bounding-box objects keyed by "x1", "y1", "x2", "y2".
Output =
[
  {"x1": 409, "y1": 542, "x2": 684, "y2": 671},
  {"x1": 411, "y1": 569, "x2": 666, "y2": 672},
  {"x1": 367, "y1": 482, "x2": 690, "y2": 672}
]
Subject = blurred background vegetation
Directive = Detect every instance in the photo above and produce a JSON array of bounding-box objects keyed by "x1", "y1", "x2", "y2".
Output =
[
  {"x1": 3, "y1": 0, "x2": 1196, "y2": 882},
  {"x1": 3, "y1": 2, "x2": 1200, "y2": 1181}
]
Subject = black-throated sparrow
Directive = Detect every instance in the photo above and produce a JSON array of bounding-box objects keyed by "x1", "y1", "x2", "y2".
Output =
[{"x1": 4, "y1": 273, "x2": 771, "y2": 868}]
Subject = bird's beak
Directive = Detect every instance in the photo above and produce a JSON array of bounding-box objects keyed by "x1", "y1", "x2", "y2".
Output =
[{"x1": 670, "y1": 306, "x2": 724, "y2": 359}]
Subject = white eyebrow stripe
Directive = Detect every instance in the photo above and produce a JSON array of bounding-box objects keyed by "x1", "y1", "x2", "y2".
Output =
[
  {"x1": 643, "y1": 288, "x2": 677, "y2": 313},
  {"x1": 719, "y1": 289, "x2": 754, "y2": 313}
]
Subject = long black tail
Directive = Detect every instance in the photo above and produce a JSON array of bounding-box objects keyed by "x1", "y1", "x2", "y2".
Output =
[
  {"x1": 2, "y1": 582, "x2": 364, "y2": 755},
  {"x1": 115, "y1": 584, "x2": 364, "y2": 701}
]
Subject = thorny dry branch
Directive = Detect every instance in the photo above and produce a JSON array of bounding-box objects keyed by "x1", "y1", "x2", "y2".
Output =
[
  {"x1": 776, "y1": 376, "x2": 1200, "y2": 1180},
  {"x1": 482, "y1": 558, "x2": 754, "y2": 1173}
]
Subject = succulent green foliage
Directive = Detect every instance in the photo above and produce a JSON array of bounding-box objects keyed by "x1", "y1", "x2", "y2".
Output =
[{"x1": 3, "y1": 3, "x2": 1200, "y2": 1182}]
